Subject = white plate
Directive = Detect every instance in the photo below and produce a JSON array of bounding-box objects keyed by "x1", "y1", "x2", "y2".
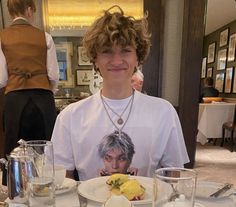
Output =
[
  {"x1": 196, "y1": 181, "x2": 234, "y2": 199},
  {"x1": 78, "y1": 176, "x2": 153, "y2": 205},
  {"x1": 56, "y1": 178, "x2": 77, "y2": 195}
]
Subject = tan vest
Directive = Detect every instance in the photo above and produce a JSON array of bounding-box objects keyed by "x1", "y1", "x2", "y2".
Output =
[{"x1": 0, "y1": 19, "x2": 51, "y2": 94}]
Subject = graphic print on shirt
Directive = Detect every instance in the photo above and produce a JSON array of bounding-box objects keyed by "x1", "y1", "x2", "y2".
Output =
[{"x1": 97, "y1": 130, "x2": 138, "y2": 176}]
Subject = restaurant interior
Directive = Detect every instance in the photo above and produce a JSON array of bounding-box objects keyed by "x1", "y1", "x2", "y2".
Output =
[{"x1": 0, "y1": 0, "x2": 236, "y2": 206}]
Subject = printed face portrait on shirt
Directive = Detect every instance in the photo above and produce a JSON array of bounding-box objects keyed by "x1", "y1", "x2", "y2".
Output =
[{"x1": 98, "y1": 131, "x2": 136, "y2": 176}]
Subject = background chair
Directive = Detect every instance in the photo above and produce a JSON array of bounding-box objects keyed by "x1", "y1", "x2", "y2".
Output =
[{"x1": 221, "y1": 104, "x2": 236, "y2": 152}]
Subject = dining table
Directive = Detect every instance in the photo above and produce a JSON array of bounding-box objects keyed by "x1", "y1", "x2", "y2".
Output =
[
  {"x1": 197, "y1": 102, "x2": 235, "y2": 145},
  {"x1": 4, "y1": 178, "x2": 235, "y2": 207}
]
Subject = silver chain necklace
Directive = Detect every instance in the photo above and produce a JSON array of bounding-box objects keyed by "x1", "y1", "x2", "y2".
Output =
[
  {"x1": 100, "y1": 91, "x2": 134, "y2": 136},
  {"x1": 101, "y1": 92, "x2": 134, "y2": 125}
]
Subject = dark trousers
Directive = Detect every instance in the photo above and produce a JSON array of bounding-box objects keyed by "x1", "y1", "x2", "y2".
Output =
[{"x1": 2, "y1": 89, "x2": 57, "y2": 185}]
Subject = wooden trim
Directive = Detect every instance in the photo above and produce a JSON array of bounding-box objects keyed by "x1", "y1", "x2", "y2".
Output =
[
  {"x1": 179, "y1": 0, "x2": 206, "y2": 168},
  {"x1": 143, "y1": 0, "x2": 163, "y2": 97}
]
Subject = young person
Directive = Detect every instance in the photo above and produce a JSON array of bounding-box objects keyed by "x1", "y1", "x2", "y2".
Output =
[
  {"x1": 51, "y1": 5, "x2": 189, "y2": 180},
  {"x1": 98, "y1": 130, "x2": 138, "y2": 176},
  {"x1": 0, "y1": 0, "x2": 59, "y2": 185}
]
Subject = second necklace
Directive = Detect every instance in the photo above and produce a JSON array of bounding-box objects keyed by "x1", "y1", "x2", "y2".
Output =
[
  {"x1": 101, "y1": 92, "x2": 134, "y2": 125},
  {"x1": 100, "y1": 91, "x2": 135, "y2": 136}
]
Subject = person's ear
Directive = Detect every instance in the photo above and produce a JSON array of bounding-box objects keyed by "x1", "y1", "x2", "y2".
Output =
[{"x1": 25, "y1": 7, "x2": 34, "y2": 20}]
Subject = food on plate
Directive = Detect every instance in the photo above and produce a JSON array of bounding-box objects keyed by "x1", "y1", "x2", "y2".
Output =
[
  {"x1": 106, "y1": 174, "x2": 145, "y2": 201},
  {"x1": 106, "y1": 173, "x2": 129, "y2": 189},
  {"x1": 120, "y1": 179, "x2": 145, "y2": 200}
]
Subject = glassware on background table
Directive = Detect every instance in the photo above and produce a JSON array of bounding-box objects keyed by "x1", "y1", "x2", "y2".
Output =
[
  {"x1": 26, "y1": 140, "x2": 55, "y2": 207},
  {"x1": 153, "y1": 167, "x2": 197, "y2": 207}
]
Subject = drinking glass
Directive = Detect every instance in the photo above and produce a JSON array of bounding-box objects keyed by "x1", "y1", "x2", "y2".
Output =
[
  {"x1": 26, "y1": 140, "x2": 55, "y2": 207},
  {"x1": 153, "y1": 167, "x2": 197, "y2": 207}
]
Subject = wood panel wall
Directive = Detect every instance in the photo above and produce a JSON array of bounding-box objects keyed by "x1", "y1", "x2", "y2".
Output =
[
  {"x1": 143, "y1": 0, "x2": 206, "y2": 168},
  {"x1": 178, "y1": 0, "x2": 206, "y2": 168}
]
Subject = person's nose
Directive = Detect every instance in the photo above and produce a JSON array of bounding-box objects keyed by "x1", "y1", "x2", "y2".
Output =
[
  {"x1": 110, "y1": 52, "x2": 123, "y2": 66},
  {"x1": 111, "y1": 159, "x2": 119, "y2": 169}
]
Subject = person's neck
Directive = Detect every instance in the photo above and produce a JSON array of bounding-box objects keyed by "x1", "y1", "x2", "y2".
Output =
[{"x1": 101, "y1": 85, "x2": 134, "y2": 100}]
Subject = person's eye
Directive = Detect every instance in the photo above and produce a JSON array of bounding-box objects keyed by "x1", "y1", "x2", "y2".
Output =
[
  {"x1": 101, "y1": 49, "x2": 112, "y2": 54},
  {"x1": 118, "y1": 156, "x2": 127, "y2": 161},
  {"x1": 122, "y1": 48, "x2": 132, "y2": 53},
  {"x1": 104, "y1": 155, "x2": 112, "y2": 162}
]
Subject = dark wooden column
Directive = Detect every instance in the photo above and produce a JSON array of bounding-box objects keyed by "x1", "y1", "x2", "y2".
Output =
[
  {"x1": 144, "y1": 0, "x2": 206, "y2": 168},
  {"x1": 143, "y1": 0, "x2": 163, "y2": 97},
  {"x1": 178, "y1": 0, "x2": 206, "y2": 168}
]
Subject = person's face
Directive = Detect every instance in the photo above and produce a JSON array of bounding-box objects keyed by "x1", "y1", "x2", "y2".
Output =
[
  {"x1": 131, "y1": 75, "x2": 143, "y2": 91},
  {"x1": 95, "y1": 45, "x2": 138, "y2": 86},
  {"x1": 102, "y1": 148, "x2": 131, "y2": 175}
]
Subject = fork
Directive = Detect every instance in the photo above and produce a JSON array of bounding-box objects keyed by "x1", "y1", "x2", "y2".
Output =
[{"x1": 168, "y1": 183, "x2": 179, "y2": 202}]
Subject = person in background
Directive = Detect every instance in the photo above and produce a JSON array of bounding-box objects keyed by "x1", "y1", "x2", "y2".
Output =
[
  {"x1": 98, "y1": 131, "x2": 138, "y2": 176},
  {"x1": 200, "y1": 77, "x2": 219, "y2": 102},
  {"x1": 0, "y1": 0, "x2": 59, "y2": 185},
  {"x1": 131, "y1": 68, "x2": 144, "y2": 92},
  {"x1": 51, "y1": 5, "x2": 189, "y2": 181}
]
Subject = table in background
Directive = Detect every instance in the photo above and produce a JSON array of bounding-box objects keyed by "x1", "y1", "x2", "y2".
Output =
[{"x1": 197, "y1": 103, "x2": 235, "y2": 145}]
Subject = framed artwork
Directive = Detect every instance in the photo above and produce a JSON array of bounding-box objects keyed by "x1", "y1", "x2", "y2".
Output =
[
  {"x1": 224, "y1": 67, "x2": 233, "y2": 93},
  {"x1": 217, "y1": 49, "x2": 227, "y2": 70},
  {"x1": 78, "y1": 46, "x2": 92, "y2": 66},
  {"x1": 215, "y1": 73, "x2": 225, "y2": 93},
  {"x1": 219, "y1": 28, "x2": 229, "y2": 47},
  {"x1": 207, "y1": 67, "x2": 213, "y2": 77},
  {"x1": 233, "y1": 68, "x2": 236, "y2": 93},
  {"x1": 76, "y1": 70, "x2": 93, "y2": 85},
  {"x1": 201, "y1": 57, "x2": 207, "y2": 78},
  {"x1": 228, "y1": 33, "x2": 236, "y2": 62},
  {"x1": 55, "y1": 42, "x2": 74, "y2": 88},
  {"x1": 207, "y1": 42, "x2": 216, "y2": 63}
]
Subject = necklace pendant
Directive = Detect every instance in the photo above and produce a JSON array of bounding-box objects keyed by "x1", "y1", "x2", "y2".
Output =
[{"x1": 117, "y1": 118, "x2": 124, "y2": 125}]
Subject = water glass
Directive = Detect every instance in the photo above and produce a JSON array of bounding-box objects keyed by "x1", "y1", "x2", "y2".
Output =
[
  {"x1": 26, "y1": 140, "x2": 55, "y2": 207},
  {"x1": 153, "y1": 167, "x2": 197, "y2": 207}
]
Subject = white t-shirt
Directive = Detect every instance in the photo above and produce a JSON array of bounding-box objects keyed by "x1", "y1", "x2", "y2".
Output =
[{"x1": 51, "y1": 90, "x2": 189, "y2": 180}]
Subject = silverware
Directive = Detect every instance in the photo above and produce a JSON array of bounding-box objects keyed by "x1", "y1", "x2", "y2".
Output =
[
  {"x1": 77, "y1": 181, "x2": 87, "y2": 207},
  {"x1": 168, "y1": 183, "x2": 179, "y2": 201},
  {"x1": 210, "y1": 183, "x2": 233, "y2": 198}
]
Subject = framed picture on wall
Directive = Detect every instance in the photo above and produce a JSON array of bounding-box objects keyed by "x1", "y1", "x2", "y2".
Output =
[
  {"x1": 224, "y1": 67, "x2": 233, "y2": 93},
  {"x1": 207, "y1": 67, "x2": 213, "y2": 77},
  {"x1": 232, "y1": 68, "x2": 236, "y2": 93},
  {"x1": 76, "y1": 70, "x2": 93, "y2": 85},
  {"x1": 207, "y1": 42, "x2": 216, "y2": 63},
  {"x1": 228, "y1": 33, "x2": 236, "y2": 62},
  {"x1": 78, "y1": 46, "x2": 92, "y2": 66},
  {"x1": 201, "y1": 57, "x2": 207, "y2": 78},
  {"x1": 219, "y1": 28, "x2": 229, "y2": 47},
  {"x1": 215, "y1": 73, "x2": 225, "y2": 93},
  {"x1": 217, "y1": 49, "x2": 227, "y2": 70}
]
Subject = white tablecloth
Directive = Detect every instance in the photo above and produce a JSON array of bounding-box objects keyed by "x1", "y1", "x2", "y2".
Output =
[
  {"x1": 197, "y1": 103, "x2": 235, "y2": 145},
  {"x1": 5, "y1": 179, "x2": 236, "y2": 207},
  {"x1": 6, "y1": 189, "x2": 236, "y2": 207}
]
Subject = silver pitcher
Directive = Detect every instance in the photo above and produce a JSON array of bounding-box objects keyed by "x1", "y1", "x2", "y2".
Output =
[{"x1": 0, "y1": 140, "x2": 38, "y2": 204}]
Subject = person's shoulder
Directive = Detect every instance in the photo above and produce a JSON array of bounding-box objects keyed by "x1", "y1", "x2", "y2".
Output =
[
  {"x1": 136, "y1": 91, "x2": 174, "y2": 109},
  {"x1": 59, "y1": 93, "x2": 97, "y2": 114}
]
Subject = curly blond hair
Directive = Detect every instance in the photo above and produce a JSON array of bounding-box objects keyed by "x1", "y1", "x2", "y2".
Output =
[{"x1": 82, "y1": 5, "x2": 151, "y2": 65}]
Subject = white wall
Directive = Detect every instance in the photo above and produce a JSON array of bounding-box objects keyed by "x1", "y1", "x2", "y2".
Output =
[{"x1": 161, "y1": 0, "x2": 184, "y2": 106}]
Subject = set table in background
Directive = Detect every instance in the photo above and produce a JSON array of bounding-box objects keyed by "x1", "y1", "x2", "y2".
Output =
[{"x1": 197, "y1": 102, "x2": 235, "y2": 145}]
